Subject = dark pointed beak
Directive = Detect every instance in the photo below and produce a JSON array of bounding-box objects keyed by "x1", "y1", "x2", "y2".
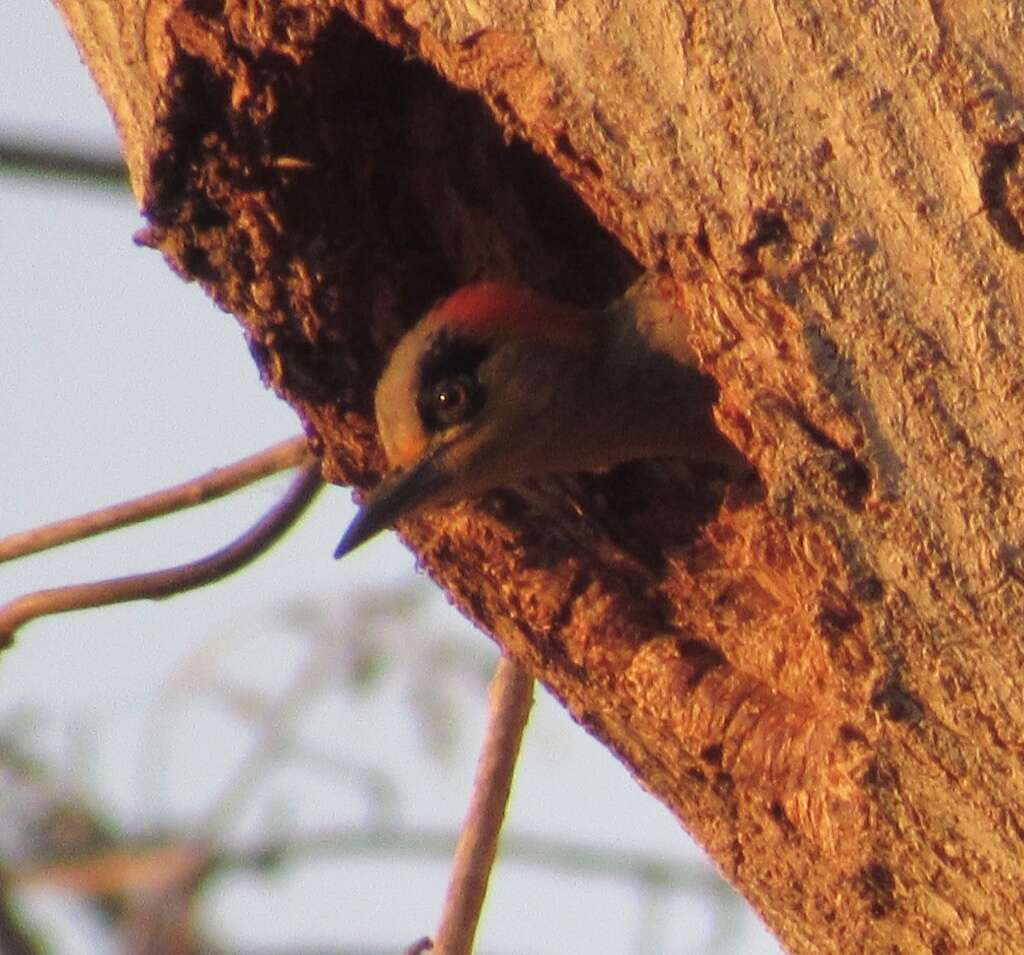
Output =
[{"x1": 334, "y1": 452, "x2": 451, "y2": 559}]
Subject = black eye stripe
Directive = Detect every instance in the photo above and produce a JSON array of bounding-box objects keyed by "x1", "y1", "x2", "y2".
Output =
[
  {"x1": 418, "y1": 329, "x2": 489, "y2": 386},
  {"x1": 415, "y1": 330, "x2": 489, "y2": 432}
]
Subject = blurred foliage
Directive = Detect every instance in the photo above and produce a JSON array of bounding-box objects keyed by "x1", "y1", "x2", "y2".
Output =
[{"x1": 0, "y1": 576, "x2": 742, "y2": 955}]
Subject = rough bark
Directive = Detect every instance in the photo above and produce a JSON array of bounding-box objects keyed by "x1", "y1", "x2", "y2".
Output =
[{"x1": 51, "y1": 0, "x2": 1024, "y2": 951}]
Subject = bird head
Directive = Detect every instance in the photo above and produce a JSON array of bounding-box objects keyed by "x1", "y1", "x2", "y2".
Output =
[{"x1": 335, "y1": 282, "x2": 596, "y2": 557}]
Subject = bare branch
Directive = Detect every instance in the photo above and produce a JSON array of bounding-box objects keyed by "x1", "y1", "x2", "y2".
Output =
[
  {"x1": 433, "y1": 657, "x2": 534, "y2": 955},
  {"x1": 11, "y1": 844, "x2": 208, "y2": 896},
  {"x1": 12, "y1": 827, "x2": 718, "y2": 894},
  {"x1": 0, "y1": 463, "x2": 323, "y2": 645},
  {"x1": 197, "y1": 632, "x2": 341, "y2": 837},
  {"x1": 0, "y1": 138, "x2": 126, "y2": 188},
  {"x1": 0, "y1": 436, "x2": 311, "y2": 563},
  {"x1": 0, "y1": 878, "x2": 41, "y2": 955},
  {"x1": 236, "y1": 827, "x2": 714, "y2": 889}
]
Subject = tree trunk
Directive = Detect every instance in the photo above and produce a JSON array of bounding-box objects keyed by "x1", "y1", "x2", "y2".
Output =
[{"x1": 52, "y1": 0, "x2": 1024, "y2": 951}]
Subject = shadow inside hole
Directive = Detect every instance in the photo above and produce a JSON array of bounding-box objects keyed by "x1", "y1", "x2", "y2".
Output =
[
  {"x1": 278, "y1": 9, "x2": 642, "y2": 321},
  {"x1": 495, "y1": 456, "x2": 760, "y2": 578},
  {"x1": 580, "y1": 458, "x2": 761, "y2": 567}
]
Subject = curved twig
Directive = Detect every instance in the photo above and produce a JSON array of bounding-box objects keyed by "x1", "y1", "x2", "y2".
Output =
[
  {"x1": 432, "y1": 656, "x2": 534, "y2": 955},
  {"x1": 0, "y1": 436, "x2": 310, "y2": 564},
  {"x1": 0, "y1": 463, "x2": 323, "y2": 646}
]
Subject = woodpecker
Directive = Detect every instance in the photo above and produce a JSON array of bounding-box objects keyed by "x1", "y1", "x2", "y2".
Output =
[{"x1": 334, "y1": 273, "x2": 742, "y2": 557}]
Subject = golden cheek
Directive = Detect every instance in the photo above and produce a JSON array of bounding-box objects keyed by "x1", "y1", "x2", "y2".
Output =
[
  {"x1": 440, "y1": 433, "x2": 476, "y2": 472},
  {"x1": 387, "y1": 431, "x2": 428, "y2": 470}
]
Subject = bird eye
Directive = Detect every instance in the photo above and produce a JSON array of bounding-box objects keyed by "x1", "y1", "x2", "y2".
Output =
[
  {"x1": 421, "y1": 374, "x2": 483, "y2": 430},
  {"x1": 414, "y1": 330, "x2": 489, "y2": 432}
]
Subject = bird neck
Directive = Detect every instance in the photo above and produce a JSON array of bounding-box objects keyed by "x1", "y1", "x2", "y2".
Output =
[{"x1": 571, "y1": 278, "x2": 735, "y2": 469}]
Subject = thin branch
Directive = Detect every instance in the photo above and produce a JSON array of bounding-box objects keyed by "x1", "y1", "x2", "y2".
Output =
[
  {"x1": 10, "y1": 826, "x2": 720, "y2": 896},
  {"x1": 0, "y1": 464, "x2": 323, "y2": 646},
  {"x1": 432, "y1": 657, "x2": 534, "y2": 955},
  {"x1": 11, "y1": 844, "x2": 208, "y2": 895},
  {"x1": 0, "y1": 877, "x2": 41, "y2": 955},
  {"x1": 222, "y1": 826, "x2": 716, "y2": 890},
  {"x1": 0, "y1": 139, "x2": 126, "y2": 187},
  {"x1": 0, "y1": 436, "x2": 311, "y2": 563},
  {"x1": 232, "y1": 946, "x2": 527, "y2": 955},
  {"x1": 196, "y1": 634, "x2": 340, "y2": 837},
  {"x1": 403, "y1": 939, "x2": 433, "y2": 955}
]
